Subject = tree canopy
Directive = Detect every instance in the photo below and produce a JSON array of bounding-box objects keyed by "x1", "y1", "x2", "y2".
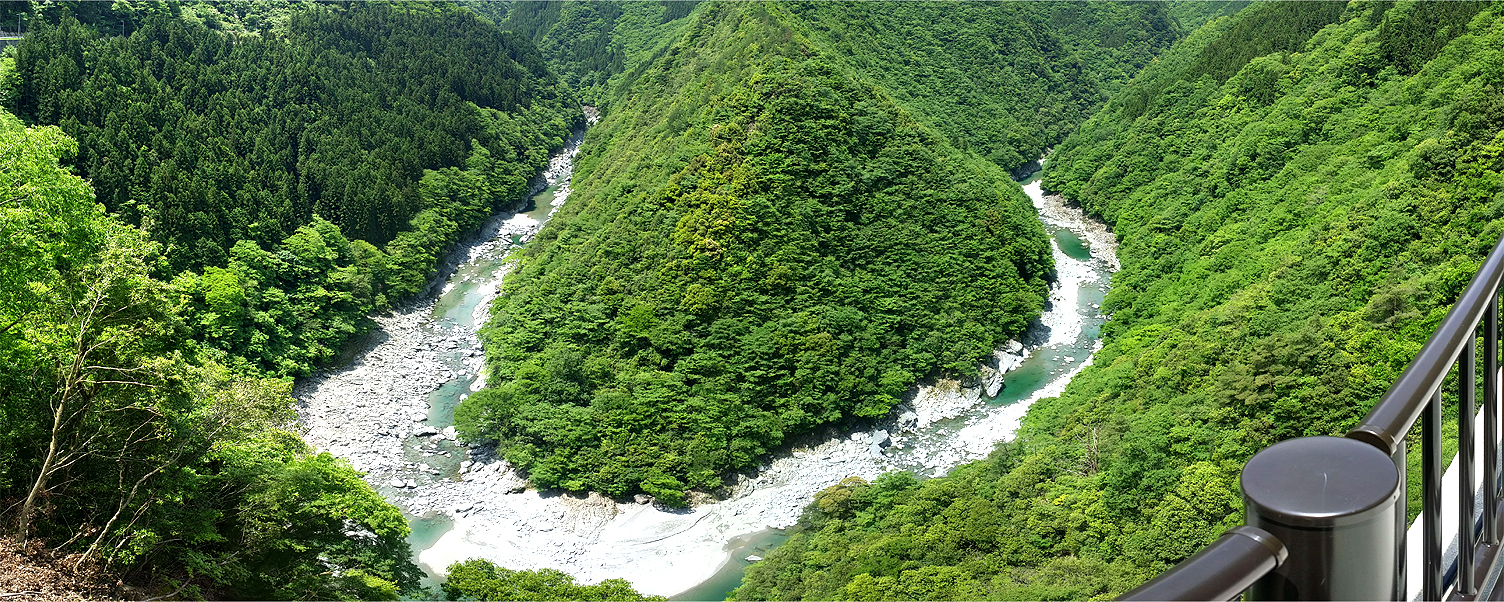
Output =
[
  {"x1": 457, "y1": 2, "x2": 1053, "y2": 504},
  {"x1": 9, "y1": 2, "x2": 580, "y2": 376},
  {"x1": 442, "y1": 559, "x2": 664, "y2": 602},
  {"x1": 0, "y1": 106, "x2": 423, "y2": 600},
  {"x1": 736, "y1": 2, "x2": 1504, "y2": 598}
]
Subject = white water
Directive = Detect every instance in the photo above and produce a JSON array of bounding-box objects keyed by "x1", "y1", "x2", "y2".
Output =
[{"x1": 296, "y1": 150, "x2": 1119, "y2": 597}]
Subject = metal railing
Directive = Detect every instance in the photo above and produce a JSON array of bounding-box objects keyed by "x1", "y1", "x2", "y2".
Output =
[{"x1": 1122, "y1": 232, "x2": 1504, "y2": 601}]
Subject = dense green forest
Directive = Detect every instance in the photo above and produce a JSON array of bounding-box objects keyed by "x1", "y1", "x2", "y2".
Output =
[
  {"x1": 785, "y1": 2, "x2": 1178, "y2": 173},
  {"x1": 456, "y1": 2, "x2": 1057, "y2": 504},
  {"x1": 465, "y1": 1, "x2": 1183, "y2": 175},
  {"x1": 463, "y1": 0, "x2": 700, "y2": 108},
  {"x1": 455, "y1": 0, "x2": 1187, "y2": 505},
  {"x1": 0, "y1": 105, "x2": 421, "y2": 599},
  {"x1": 441, "y1": 559, "x2": 663, "y2": 602},
  {"x1": 8, "y1": 1, "x2": 578, "y2": 376},
  {"x1": 15, "y1": 1, "x2": 1504, "y2": 600},
  {"x1": 0, "y1": 2, "x2": 585, "y2": 598},
  {"x1": 735, "y1": 1, "x2": 1504, "y2": 599}
]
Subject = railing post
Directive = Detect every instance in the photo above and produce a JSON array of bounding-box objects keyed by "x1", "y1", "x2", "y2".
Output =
[
  {"x1": 1488, "y1": 294, "x2": 1500, "y2": 546},
  {"x1": 1393, "y1": 440, "x2": 1409, "y2": 602},
  {"x1": 1461, "y1": 340, "x2": 1478, "y2": 597},
  {"x1": 1425, "y1": 392, "x2": 1443, "y2": 601},
  {"x1": 1242, "y1": 436, "x2": 1401, "y2": 600}
]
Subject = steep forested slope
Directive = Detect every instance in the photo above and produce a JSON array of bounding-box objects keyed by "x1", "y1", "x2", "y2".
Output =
[
  {"x1": 786, "y1": 2, "x2": 1178, "y2": 173},
  {"x1": 9, "y1": 2, "x2": 579, "y2": 375},
  {"x1": 473, "y1": 1, "x2": 1182, "y2": 175},
  {"x1": 457, "y1": 2, "x2": 1053, "y2": 504},
  {"x1": 465, "y1": 1, "x2": 698, "y2": 107},
  {"x1": 735, "y1": 2, "x2": 1504, "y2": 599},
  {"x1": 1165, "y1": 1, "x2": 1248, "y2": 32},
  {"x1": 0, "y1": 107, "x2": 421, "y2": 600},
  {"x1": 0, "y1": 3, "x2": 597, "y2": 598},
  {"x1": 15, "y1": 2, "x2": 571, "y2": 264}
]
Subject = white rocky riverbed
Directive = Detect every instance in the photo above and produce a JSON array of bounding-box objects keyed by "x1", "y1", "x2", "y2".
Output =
[{"x1": 294, "y1": 146, "x2": 1118, "y2": 597}]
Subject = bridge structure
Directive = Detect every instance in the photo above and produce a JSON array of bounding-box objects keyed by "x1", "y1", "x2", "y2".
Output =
[{"x1": 1124, "y1": 233, "x2": 1504, "y2": 600}]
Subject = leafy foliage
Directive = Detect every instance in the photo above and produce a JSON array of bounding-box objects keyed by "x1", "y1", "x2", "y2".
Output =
[
  {"x1": 10, "y1": 2, "x2": 578, "y2": 376},
  {"x1": 784, "y1": 1, "x2": 1180, "y2": 172},
  {"x1": 459, "y1": 3, "x2": 1052, "y2": 502},
  {"x1": 735, "y1": 467, "x2": 1170, "y2": 601},
  {"x1": 474, "y1": 1, "x2": 1180, "y2": 174},
  {"x1": 441, "y1": 559, "x2": 664, "y2": 601},
  {"x1": 0, "y1": 108, "x2": 421, "y2": 600},
  {"x1": 1164, "y1": 1, "x2": 1248, "y2": 33},
  {"x1": 13, "y1": 2, "x2": 568, "y2": 263},
  {"x1": 739, "y1": 2, "x2": 1504, "y2": 599},
  {"x1": 465, "y1": 1, "x2": 699, "y2": 108}
]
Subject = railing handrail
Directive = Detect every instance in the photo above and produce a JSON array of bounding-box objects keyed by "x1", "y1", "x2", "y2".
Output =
[
  {"x1": 1349, "y1": 233, "x2": 1504, "y2": 456},
  {"x1": 1118, "y1": 526, "x2": 1286, "y2": 601}
]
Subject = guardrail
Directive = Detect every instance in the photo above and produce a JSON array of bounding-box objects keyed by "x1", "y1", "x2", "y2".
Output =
[{"x1": 1122, "y1": 232, "x2": 1504, "y2": 601}]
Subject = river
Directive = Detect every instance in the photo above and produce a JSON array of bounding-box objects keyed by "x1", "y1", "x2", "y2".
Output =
[{"x1": 294, "y1": 141, "x2": 1118, "y2": 598}]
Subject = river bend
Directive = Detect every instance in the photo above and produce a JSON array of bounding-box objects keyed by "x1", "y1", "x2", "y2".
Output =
[{"x1": 294, "y1": 148, "x2": 1118, "y2": 597}]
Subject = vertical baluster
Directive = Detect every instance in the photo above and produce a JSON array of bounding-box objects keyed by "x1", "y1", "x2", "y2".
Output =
[
  {"x1": 1426, "y1": 391, "x2": 1444, "y2": 602},
  {"x1": 1460, "y1": 341, "x2": 1477, "y2": 596},
  {"x1": 1488, "y1": 295, "x2": 1499, "y2": 545}
]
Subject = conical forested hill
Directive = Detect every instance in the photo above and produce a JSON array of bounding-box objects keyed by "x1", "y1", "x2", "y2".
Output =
[
  {"x1": 457, "y1": 0, "x2": 1191, "y2": 517},
  {"x1": 458, "y1": 2, "x2": 1056, "y2": 503}
]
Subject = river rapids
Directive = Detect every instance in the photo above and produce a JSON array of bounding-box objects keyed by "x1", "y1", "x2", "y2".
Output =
[{"x1": 294, "y1": 135, "x2": 1119, "y2": 597}]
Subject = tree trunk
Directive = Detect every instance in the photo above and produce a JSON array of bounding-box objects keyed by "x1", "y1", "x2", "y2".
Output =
[{"x1": 18, "y1": 401, "x2": 66, "y2": 543}]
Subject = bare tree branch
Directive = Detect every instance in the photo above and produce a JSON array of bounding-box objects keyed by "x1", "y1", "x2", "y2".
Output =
[{"x1": 82, "y1": 380, "x2": 158, "y2": 388}]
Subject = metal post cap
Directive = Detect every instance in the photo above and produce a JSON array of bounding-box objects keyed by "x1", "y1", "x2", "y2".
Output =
[{"x1": 1241, "y1": 436, "x2": 1400, "y2": 528}]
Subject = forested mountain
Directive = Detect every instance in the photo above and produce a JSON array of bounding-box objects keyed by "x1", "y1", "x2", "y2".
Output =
[
  {"x1": 0, "y1": 106, "x2": 421, "y2": 600},
  {"x1": 464, "y1": 0, "x2": 699, "y2": 107},
  {"x1": 785, "y1": 2, "x2": 1178, "y2": 173},
  {"x1": 467, "y1": 1, "x2": 1182, "y2": 175},
  {"x1": 8, "y1": 2, "x2": 579, "y2": 375},
  {"x1": 449, "y1": 0, "x2": 1192, "y2": 508},
  {"x1": 15, "y1": 2, "x2": 571, "y2": 263},
  {"x1": 735, "y1": 1, "x2": 1504, "y2": 599},
  {"x1": 0, "y1": 2, "x2": 587, "y2": 598},
  {"x1": 19, "y1": 1, "x2": 1503, "y2": 600},
  {"x1": 1164, "y1": 0, "x2": 1248, "y2": 33},
  {"x1": 455, "y1": 2, "x2": 1055, "y2": 503}
]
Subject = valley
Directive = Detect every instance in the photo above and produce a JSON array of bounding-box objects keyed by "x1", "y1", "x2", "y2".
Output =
[
  {"x1": 5, "y1": 1, "x2": 1502, "y2": 600},
  {"x1": 296, "y1": 150, "x2": 1117, "y2": 597}
]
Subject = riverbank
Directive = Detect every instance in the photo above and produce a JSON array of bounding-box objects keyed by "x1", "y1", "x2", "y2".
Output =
[
  {"x1": 411, "y1": 175, "x2": 1118, "y2": 597},
  {"x1": 296, "y1": 141, "x2": 1117, "y2": 597},
  {"x1": 294, "y1": 127, "x2": 587, "y2": 515}
]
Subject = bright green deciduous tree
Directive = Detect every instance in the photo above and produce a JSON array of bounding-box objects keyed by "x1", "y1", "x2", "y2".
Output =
[{"x1": 442, "y1": 559, "x2": 663, "y2": 602}]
